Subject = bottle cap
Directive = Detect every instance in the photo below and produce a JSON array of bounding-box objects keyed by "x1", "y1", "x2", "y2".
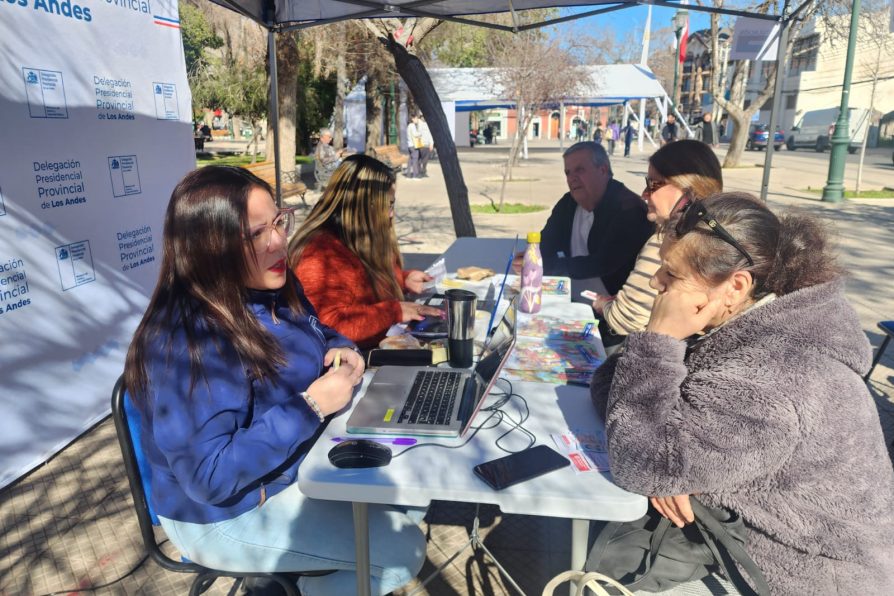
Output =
[{"x1": 526, "y1": 232, "x2": 541, "y2": 244}]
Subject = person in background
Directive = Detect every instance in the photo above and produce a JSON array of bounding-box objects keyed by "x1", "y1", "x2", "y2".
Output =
[
  {"x1": 660, "y1": 114, "x2": 678, "y2": 145},
  {"x1": 623, "y1": 122, "x2": 635, "y2": 157},
  {"x1": 406, "y1": 114, "x2": 424, "y2": 179},
  {"x1": 593, "y1": 124, "x2": 604, "y2": 146},
  {"x1": 605, "y1": 122, "x2": 617, "y2": 155},
  {"x1": 591, "y1": 192, "x2": 894, "y2": 593},
  {"x1": 535, "y1": 141, "x2": 653, "y2": 298},
  {"x1": 417, "y1": 115, "x2": 434, "y2": 178},
  {"x1": 291, "y1": 155, "x2": 441, "y2": 349},
  {"x1": 591, "y1": 140, "x2": 723, "y2": 354},
  {"x1": 483, "y1": 124, "x2": 494, "y2": 145},
  {"x1": 694, "y1": 112, "x2": 718, "y2": 148},
  {"x1": 314, "y1": 128, "x2": 348, "y2": 187},
  {"x1": 125, "y1": 166, "x2": 425, "y2": 595}
]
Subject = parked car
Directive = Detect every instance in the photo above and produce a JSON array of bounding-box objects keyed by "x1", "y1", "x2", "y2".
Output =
[
  {"x1": 746, "y1": 123, "x2": 785, "y2": 151},
  {"x1": 786, "y1": 107, "x2": 870, "y2": 154}
]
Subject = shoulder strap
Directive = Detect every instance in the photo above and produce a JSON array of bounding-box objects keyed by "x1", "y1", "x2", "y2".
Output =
[{"x1": 691, "y1": 499, "x2": 771, "y2": 596}]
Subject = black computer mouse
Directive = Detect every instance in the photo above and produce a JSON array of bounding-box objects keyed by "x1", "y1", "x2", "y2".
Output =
[{"x1": 327, "y1": 440, "x2": 393, "y2": 469}]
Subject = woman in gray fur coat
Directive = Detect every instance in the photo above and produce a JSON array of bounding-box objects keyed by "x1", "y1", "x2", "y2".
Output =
[{"x1": 590, "y1": 192, "x2": 894, "y2": 594}]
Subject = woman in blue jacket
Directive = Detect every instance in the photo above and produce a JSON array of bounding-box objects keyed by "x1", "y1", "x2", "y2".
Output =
[{"x1": 124, "y1": 166, "x2": 425, "y2": 595}]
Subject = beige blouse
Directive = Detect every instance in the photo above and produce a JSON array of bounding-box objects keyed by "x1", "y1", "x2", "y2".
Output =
[{"x1": 603, "y1": 233, "x2": 661, "y2": 335}]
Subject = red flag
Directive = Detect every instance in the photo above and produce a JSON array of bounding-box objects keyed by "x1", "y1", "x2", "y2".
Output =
[{"x1": 678, "y1": 17, "x2": 689, "y2": 63}]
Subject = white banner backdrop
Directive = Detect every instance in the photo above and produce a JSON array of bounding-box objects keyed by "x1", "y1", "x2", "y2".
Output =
[{"x1": 0, "y1": 0, "x2": 195, "y2": 489}]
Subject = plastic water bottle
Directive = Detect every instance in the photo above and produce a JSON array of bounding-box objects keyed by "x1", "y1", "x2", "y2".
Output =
[{"x1": 520, "y1": 232, "x2": 543, "y2": 314}]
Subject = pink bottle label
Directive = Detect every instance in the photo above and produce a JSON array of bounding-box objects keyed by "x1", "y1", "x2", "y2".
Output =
[{"x1": 520, "y1": 244, "x2": 542, "y2": 313}]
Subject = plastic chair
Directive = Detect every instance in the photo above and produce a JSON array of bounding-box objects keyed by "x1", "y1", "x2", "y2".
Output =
[
  {"x1": 865, "y1": 321, "x2": 894, "y2": 382},
  {"x1": 111, "y1": 375, "x2": 332, "y2": 595}
]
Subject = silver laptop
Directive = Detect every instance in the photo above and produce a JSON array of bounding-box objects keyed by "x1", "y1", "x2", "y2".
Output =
[{"x1": 347, "y1": 297, "x2": 518, "y2": 438}]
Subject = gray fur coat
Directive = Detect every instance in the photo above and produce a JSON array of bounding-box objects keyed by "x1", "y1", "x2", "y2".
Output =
[{"x1": 590, "y1": 280, "x2": 894, "y2": 594}]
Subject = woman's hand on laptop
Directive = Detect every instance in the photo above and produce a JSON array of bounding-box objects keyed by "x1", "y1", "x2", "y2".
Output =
[{"x1": 400, "y1": 301, "x2": 442, "y2": 323}]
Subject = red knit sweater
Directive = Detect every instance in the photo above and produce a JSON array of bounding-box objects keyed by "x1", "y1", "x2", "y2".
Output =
[{"x1": 294, "y1": 230, "x2": 408, "y2": 349}]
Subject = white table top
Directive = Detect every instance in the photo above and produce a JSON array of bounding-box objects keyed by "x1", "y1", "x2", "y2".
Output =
[
  {"x1": 441, "y1": 237, "x2": 609, "y2": 298},
  {"x1": 298, "y1": 377, "x2": 646, "y2": 523}
]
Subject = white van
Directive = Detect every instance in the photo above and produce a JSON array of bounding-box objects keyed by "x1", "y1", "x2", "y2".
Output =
[{"x1": 787, "y1": 107, "x2": 870, "y2": 153}]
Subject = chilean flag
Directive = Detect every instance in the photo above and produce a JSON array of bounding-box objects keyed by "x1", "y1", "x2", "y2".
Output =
[{"x1": 678, "y1": 11, "x2": 689, "y2": 63}]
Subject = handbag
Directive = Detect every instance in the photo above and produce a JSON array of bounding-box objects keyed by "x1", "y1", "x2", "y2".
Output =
[
  {"x1": 585, "y1": 498, "x2": 770, "y2": 595},
  {"x1": 543, "y1": 570, "x2": 635, "y2": 596}
]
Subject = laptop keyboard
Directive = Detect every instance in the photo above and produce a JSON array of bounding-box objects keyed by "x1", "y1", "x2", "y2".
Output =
[{"x1": 399, "y1": 370, "x2": 463, "y2": 425}]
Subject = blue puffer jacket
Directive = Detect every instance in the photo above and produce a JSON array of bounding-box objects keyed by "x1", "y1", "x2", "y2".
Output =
[{"x1": 138, "y1": 284, "x2": 354, "y2": 524}]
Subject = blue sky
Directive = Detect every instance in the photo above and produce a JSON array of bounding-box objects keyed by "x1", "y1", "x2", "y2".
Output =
[{"x1": 555, "y1": 4, "x2": 715, "y2": 52}]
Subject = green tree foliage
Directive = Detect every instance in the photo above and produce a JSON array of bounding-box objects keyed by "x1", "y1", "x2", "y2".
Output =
[
  {"x1": 295, "y1": 38, "x2": 337, "y2": 154},
  {"x1": 179, "y1": 3, "x2": 222, "y2": 77}
]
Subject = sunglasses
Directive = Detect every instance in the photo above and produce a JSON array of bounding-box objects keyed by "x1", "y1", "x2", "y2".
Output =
[
  {"x1": 675, "y1": 202, "x2": 755, "y2": 267},
  {"x1": 644, "y1": 176, "x2": 667, "y2": 193}
]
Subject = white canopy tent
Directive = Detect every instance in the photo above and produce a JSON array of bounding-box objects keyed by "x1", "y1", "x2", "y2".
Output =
[{"x1": 427, "y1": 64, "x2": 673, "y2": 147}]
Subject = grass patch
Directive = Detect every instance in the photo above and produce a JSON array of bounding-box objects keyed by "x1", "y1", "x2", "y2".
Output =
[
  {"x1": 197, "y1": 154, "x2": 314, "y2": 167},
  {"x1": 803, "y1": 187, "x2": 894, "y2": 199},
  {"x1": 470, "y1": 203, "x2": 546, "y2": 214}
]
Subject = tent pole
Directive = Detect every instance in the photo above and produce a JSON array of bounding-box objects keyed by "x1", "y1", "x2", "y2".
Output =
[
  {"x1": 559, "y1": 101, "x2": 565, "y2": 151},
  {"x1": 638, "y1": 98, "x2": 646, "y2": 152},
  {"x1": 760, "y1": 1, "x2": 791, "y2": 202},
  {"x1": 268, "y1": 28, "x2": 282, "y2": 208}
]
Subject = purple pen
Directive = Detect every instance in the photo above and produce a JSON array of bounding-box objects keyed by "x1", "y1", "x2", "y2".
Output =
[{"x1": 331, "y1": 437, "x2": 417, "y2": 446}]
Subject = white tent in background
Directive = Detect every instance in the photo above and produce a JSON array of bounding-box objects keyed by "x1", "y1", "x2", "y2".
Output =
[{"x1": 426, "y1": 64, "x2": 670, "y2": 146}]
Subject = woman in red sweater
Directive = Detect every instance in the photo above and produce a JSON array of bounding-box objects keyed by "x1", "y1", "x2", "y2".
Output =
[{"x1": 290, "y1": 154, "x2": 441, "y2": 349}]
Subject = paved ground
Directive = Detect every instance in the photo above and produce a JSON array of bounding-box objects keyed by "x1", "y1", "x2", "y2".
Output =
[{"x1": 1, "y1": 139, "x2": 892, "y2": 596}]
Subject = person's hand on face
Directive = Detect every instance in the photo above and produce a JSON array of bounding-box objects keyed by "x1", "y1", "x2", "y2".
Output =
[
  {"x1": 646, "y1": 241, "x2": 727, "y2": 340},
  {"x1": 404, "y1": 270, "x2": 433, "y2": 294}
]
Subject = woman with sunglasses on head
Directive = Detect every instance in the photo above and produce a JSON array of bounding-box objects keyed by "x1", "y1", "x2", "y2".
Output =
[
  {"x1": 291, "y1": 154, "x2": 441, "y2": 349},
  {"x1": 125, "y1": 166, "x2": 425, "y2": 595},
  {"x1": 591, "y1": 140, "x2": 723, "y2": 354},
  {"x1": 591, "y1": 192, "x2": 894, "y2": 593}
]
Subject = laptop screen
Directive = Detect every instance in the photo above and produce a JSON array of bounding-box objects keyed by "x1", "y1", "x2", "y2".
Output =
[
  {"x1": 457, "y1": 297, "x2": 518, "y2": 436},
  {"x1": 474, "y1": 298, "x2": 517, "y2": 384}
]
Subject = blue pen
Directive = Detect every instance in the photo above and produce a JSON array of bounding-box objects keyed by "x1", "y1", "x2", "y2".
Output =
[
  {"x1": 331, "y1": 436, "x2": 417, "y2": 446},
  {"x1": 486, "y1": 235, "x2": 519, "y2": 337},
  {"x1": 581, "y1": 322, "x2": 594, "y2": 339}
]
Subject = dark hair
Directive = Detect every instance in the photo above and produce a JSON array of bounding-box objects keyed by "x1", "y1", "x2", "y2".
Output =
[
  {"x1": 563, "y1": 141, "x2": 613, "y2": 177},
  {"x1": 289, "y1": 154, "x2": 401, "y2": 301},
  {"x1": 125, "y1": 166, "x2": 304, "y2": 400},
  {"x1": 668, "y1": 192, "x2": 842, "y2": 299},
  {"x1": 649, "y1": 140, "x2": 723, "y2": 200}
]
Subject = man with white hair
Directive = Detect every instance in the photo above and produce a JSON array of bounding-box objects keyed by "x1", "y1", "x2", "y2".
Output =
[
  {"x1": 314, "y1": 128, "x2": 347, "y2": 186},
  {"x1": 539, "y1": 141, "x2": 653, "y2": 298}
]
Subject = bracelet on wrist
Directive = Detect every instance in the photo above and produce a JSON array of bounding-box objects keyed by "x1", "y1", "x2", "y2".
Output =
[{"x1": 300, "y1": 391, "x2": 325, "y2": 422}]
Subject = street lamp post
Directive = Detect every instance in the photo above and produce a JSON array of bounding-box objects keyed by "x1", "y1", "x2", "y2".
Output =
[
  {"x1": 822, "y1": 0, "x2": 862, "y2": 202},
  {"x1": 671, "y1": 8, "x2": 689, "y2": 114}
]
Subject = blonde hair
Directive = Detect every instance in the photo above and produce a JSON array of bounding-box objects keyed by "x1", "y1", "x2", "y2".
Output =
[
  {"x1": 290, "y1": 154, "x2": 402, "y2": 300},
  {"x1": 650, "y1": 139, "x2": 723, "y2": 200}
]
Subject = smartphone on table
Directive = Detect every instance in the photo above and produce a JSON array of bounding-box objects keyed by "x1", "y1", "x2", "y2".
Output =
[{"x1": 473, "y1": 445, "x2": 570, "y2": 490}]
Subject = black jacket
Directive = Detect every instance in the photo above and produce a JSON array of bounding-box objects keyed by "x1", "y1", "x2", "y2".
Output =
[{"x1": 540, "y1": 179, "x2": 653, "y2": 295}]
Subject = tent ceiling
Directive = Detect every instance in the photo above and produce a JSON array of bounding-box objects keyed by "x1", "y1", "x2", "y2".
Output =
[{"x1": 209, "y1": 0, "x2": 799, "y2": 31}]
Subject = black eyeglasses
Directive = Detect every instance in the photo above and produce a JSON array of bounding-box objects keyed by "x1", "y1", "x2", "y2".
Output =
[{"x1": 675, "y1": 202, "x2": 755, "y2": 267}]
